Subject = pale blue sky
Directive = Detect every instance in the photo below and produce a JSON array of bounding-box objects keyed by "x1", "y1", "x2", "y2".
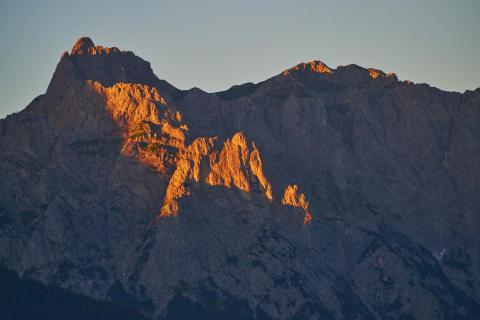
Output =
[{"x1": 1, "y1": 0, "x2": 479, "y2": 118}]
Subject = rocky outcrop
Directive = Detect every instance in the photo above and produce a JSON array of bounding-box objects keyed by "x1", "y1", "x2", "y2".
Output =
[
  {"x1": 161, "y1": 132, "x2": 275, "y2": 217},
  {"x1": 1, "y1": 38, "x2": 480, "y2": 320},
  {"x1": 248, "y1": 142, "x2": 273, "y2": 200},
  {"x1": 206, "y1": 132, "x2": 273, "y2": 200},
  {"x1": 76, "y1": 74, "x2": 281, "y2": 219},
  {"x1": 50, "y1": 37, "x2": 175, "y2": 91},
  {"x1": 283, "y1": 60, "x2": 333, "y2": 76},
  {"x1": 160, "y1": 137, "x2": 216, "y2": 217},
  {"x1": 71, "y1": 37, "x2": 119, "y2": 56},
  {"x1": 281, "y1": 185, "x2": 312, "y2": 224}
]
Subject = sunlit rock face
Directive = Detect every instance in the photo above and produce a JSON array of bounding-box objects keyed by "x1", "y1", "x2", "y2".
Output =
[
  {"x1": 1, "y1": 37, "x2": 480, "y2": 319},
  {"x1": 283, "y1": 60, "x2": 333, "y2": 76},
  {"x1": 159, "y1": 131, "x2": 275, "y2": 218},
  {"x1": 281, "y1": 185, "x2": 311, "y2": 224},
  {"x1": 86, "y1": 78, "x2": 279, "y2": 219}
]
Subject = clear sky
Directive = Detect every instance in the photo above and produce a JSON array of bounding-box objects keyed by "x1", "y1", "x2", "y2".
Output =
[{"x1": 1, "y1": 0, "x2": 479, "y2": 118}]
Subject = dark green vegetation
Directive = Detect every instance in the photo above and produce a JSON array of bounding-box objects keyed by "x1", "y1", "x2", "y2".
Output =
[{"x1": 0, "y1": 266, "x2": 151, "y2": 320}]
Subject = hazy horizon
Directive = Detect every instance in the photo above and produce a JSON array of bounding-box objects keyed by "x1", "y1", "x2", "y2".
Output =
[{"x1": 1, "y1": 0, "x2": 479, "y2": 118}]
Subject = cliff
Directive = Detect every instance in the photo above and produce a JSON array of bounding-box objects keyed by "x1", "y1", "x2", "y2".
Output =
[{"x1": 1, "y1": 37, "x2": 479, "y2": 319}]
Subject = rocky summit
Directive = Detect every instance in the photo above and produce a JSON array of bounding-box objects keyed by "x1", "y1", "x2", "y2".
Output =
[{"x1": 1, "y1": 37, "x2": 479, "y2": 319}]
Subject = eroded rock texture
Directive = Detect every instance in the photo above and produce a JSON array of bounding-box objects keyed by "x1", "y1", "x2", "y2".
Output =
[
  {"x1": 1, "y1": 37, "x2": 480, "y2": 319},
  {"x1": 282, "y1": 185, "x2": 311, "y2": 224},
  {"x1": 161, "y1": 131, "x2": 275, "y2": 217}
]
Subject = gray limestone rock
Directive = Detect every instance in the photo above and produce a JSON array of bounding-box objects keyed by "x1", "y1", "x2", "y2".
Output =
[{"x1": 0, "y1": 38, "x2": 479, "y2": 319}]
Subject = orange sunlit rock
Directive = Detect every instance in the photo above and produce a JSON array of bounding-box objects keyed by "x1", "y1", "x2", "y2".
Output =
[
  {"x1": 71, "y1": 37, "x2": 121, "y2": 56},
  {"x1": 283, "y1": 61, "x2": 333, "y2": 76},
  {"x1": 87, "y1": 80, "x2": 186, "y2": 175},
  {"x1": 87, "y1": 80, "x2": 307, "y2": 222},
  {"x1": 206, "y1": 133, "x2": 273, "y2": 200},
  {"x1": 303, "y1": 212, "x2": 312, "y2": 224},
  {"x1": 282, "y1": 184, "x2": 312, "y2": 224},
  {"x1": 160, "y1": 137, "x2": 216, "y2": 217},
  {"x1": 89, "y1": 81, "x2": 168, "y2": 128},
  {"x1": 249, "y1": 143, "x2": 273, "y2": 200},
  {"x1": 368, "y1": 68, "x2": 384, "y2": 79},
  {"x1": 206, "y1": 132, "x2": 251, "y2": 192},
  {"x1": 161, "y1": 122, "x2": 186, "y2": 149},
  {"x1": 160, "y1": 132, "x2": 275, "y2": 217}
]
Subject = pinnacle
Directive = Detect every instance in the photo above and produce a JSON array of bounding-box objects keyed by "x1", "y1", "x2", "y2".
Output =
[{"x1": 71, "y1": 37, "x2": 95, "y2": 55}]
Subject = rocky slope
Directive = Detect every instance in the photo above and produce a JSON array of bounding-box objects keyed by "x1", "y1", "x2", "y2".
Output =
[
  {"x1": 0, "y1": 37, "x2": 479, "y2": 319},
  {"x1": 0, "y1": 265, "x2": 152, "y2": 320}
]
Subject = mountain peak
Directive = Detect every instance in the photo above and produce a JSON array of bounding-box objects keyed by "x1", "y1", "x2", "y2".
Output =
[
  {"x1": 47, "y1": 37, "x2": 167, "y2": 89},
  {"x1": 283, "y1": 60, "x2": 333, "y2": 76},
  {"x1": 71, "y1": 37, "x2": 95, "y2": 55},
  {"x1": 2, "y1": 37, "x2": 480, "y2": 320},
  {"x1": 70, "y1": 37, "x2": 120, "y2": 56}
]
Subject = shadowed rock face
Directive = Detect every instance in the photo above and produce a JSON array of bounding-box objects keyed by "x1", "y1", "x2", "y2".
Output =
[{"x1": 1, "y1": 37, "x2": 480, "y2": 319}]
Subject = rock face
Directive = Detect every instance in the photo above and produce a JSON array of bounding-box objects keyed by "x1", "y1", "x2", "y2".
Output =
[
  {"x1": 1, "y1": 37, "x2": 480, "y2": 319},
  {"x1": 281, "y1": 185, "x2": 311, "y2": 224},
  {"x1": 161, "y1": 131, "x2": 275, "y2": 217}
]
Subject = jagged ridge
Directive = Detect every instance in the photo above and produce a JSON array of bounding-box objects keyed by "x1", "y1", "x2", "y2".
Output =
[
  {"x1": 1, "y1": 37, "x2": 479, "y2": 320},
  {"x1": 88, "y1": 78, "x2": 311, "y2": 222}
]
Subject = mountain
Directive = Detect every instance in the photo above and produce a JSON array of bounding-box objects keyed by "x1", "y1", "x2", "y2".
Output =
[
  {"x1": 0, "y1": 37, "x2": 479, "y2": 319},
  {"x1": 0, "y1": 265, "x2": 151, "y2": 320}
]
